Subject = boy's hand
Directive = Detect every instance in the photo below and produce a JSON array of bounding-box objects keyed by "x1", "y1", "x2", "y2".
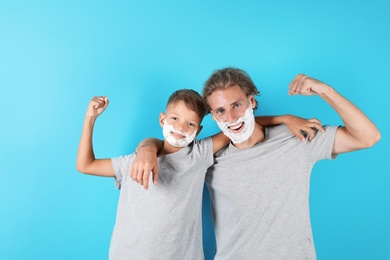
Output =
[
  {"x1": 86, "y1": 96, "x2": 109, "y2": 118},
  {"x1": 284, "y1": 115, "x2": 325, "y2": 141},
  {"x1": 130, "y1": 147, "x2": 159, "y2": 190}
]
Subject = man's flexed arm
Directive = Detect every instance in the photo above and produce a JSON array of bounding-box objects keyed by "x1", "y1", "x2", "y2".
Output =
[
  {"x1": 288, "y1": 74, "x2": 381, "y2": 154},
  {"x1": 76, "y1": 96, "x2": 115, "y2": 177}
]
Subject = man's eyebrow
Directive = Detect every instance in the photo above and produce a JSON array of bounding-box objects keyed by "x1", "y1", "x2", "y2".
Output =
[
  {"x1": 211, "y1": 106, "x2": 224, "y2": 113},
  {"x1": 231, "y1": 101, "x2": 241, "y2": 106}
]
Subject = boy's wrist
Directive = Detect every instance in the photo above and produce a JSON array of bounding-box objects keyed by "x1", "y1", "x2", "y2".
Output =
[{"x1": 280, "y1": 114, "x2": 291, "y2": 124}]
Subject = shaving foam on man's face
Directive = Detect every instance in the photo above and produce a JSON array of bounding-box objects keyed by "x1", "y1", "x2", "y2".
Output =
[
  {"x1": 163, "y1": 120, "x2": 197, "y2": 147},
  {"x1": 216, "y1": 101, "x2": 255, "y2": 144}
]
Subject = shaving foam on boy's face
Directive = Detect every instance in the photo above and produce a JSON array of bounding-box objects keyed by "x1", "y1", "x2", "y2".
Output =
[
  {"x1": 163, "y1": 120, "x2": 197, "y2": 147},
  {"x1": 216, "y1": 101, "x2": 255, "y2": 144}
]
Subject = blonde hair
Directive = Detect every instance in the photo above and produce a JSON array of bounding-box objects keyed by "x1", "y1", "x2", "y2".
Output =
[{"x1": 202, "y1": 67, "x2": 260, "y2": 112}]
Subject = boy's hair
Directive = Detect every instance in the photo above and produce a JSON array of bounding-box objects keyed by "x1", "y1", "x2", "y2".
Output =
[
  {"x1": 202, "y1": 67, "x2": 260, "y2": 112},
  {"x1": 166, "y1": 89, "x2": 206, "y2": 121}
]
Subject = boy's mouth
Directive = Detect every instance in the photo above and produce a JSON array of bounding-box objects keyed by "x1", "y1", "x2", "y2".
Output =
[{"x1": 170, "y1": 131, "x2": 186, "y2": 140}]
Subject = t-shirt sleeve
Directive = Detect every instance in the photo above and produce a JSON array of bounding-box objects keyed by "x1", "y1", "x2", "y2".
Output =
[
  {"x1": 304, "y1": 125, "x2": 339, "y2": 162},
  {"x1": 193, "y1": 137, "x2": 214, "y2": 168},
  {"x1": 111, "y1": 153, "x2": 136, "y2": 189}
]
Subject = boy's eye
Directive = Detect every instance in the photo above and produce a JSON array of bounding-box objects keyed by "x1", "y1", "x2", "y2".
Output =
[
  {"x1": 189, "y1": 122, "x2": 196, "y2": 127},
  {"x1": 171, "y1": 117, "x2": 178, "y2": 120}
]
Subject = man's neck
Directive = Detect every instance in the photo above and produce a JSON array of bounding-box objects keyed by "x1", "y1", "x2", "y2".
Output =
[{"x1": 232, "y1": 123, "x2": 265, "y2": 149}]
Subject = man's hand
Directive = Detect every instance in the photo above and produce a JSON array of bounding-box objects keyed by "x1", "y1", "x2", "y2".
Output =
[
  {"x1": 86, "y1": 96, "x2": 109, "y2": 117},
  {"x1": 130, "y1": 146, "x2": 159, "y2": 190},
  {"x1": 288, "y1": 74, "x2": 330, "y2": 96},
  {"x1": 284, "y1": 115, "x2": 324, "y2": 141}
]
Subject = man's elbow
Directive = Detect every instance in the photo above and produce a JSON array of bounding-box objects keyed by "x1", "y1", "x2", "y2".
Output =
[{"x1": 363, "y1": 129, "x2": 381, "y2": 148}]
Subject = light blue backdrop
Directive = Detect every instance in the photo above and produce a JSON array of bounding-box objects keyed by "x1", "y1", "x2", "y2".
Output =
[{"x1": 1, "y1": 0, "x2": 389, "y2": 259}]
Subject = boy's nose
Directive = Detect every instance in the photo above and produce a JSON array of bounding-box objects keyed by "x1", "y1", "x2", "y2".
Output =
[{"x1": 175, "y1": 122, "x2": 186, "y2": 133}]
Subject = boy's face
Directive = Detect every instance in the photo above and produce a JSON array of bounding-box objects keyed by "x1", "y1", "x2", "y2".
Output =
[{"x1": 160, "y1": 100, "x2": 202, "y2": 143}]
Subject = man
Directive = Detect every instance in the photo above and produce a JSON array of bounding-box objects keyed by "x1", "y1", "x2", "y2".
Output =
[{"x1": 201, "y1": 68, "x2": 380, "y2": 259}]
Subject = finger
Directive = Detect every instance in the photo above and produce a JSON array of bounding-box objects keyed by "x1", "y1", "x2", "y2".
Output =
[
  {"x1": 152, "y1": 168, "x2": 159, "y2": 185},
  {"x1": 307, "y1": 118, "x2": 325, "y2": 133},
  {"x1": 137, "y1": 170, "x2": 144, "y2": 186},
  {"x1": 103, "y1": 96, "x2": 109, "y2": 108},
  {"x1": 92, "y1": 98, "x2": 105, "y2": 109},
  {"x1": 293, "y1": 129, "x2": 306, "y2": 141},
  {"x1": 143, "y1": 170, "x2": 150, "y2": 190},
  {"x1": 130, "y1": 165, "x2": 137, "y2": 181},
  {"x1": 296, "y1": 74, "x2": 308, "y2": 94},
  {"x1": 306, "y1": 127, "x2": 316, "y2": 141},
  {"x1": 288, "y1": 75, "x2": 300, "y2": 95}
]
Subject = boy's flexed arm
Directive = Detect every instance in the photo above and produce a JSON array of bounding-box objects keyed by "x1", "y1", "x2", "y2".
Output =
[
  {"x1": 288, "y1": 74, "x2": 381, "y2": 154},
  {"x1": 76, "y1": 96, "x2": 115, "y2": 177}
]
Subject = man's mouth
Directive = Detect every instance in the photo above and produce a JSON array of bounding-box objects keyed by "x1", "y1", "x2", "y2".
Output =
[{"x1": 228, "y1": 122, "x2": 244, "y2": 133}]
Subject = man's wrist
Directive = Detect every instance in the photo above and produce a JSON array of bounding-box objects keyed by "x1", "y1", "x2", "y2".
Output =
[{"x1": 136, "y1": 145, "x2": 158, "y2": 154}]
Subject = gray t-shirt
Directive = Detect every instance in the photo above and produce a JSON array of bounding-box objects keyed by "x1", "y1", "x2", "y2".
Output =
[
  {"x1": 109, "y1": 137, "x2": 213, "y2": 260},
  {"x1": 205, "y1": 124, "x2": 338, "y2": 260}
]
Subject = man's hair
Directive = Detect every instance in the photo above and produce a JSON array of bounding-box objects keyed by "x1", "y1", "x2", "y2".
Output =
[
  {"x1": 202, "y1": 67, "x2": 260, "y2": 112},
  {"x1": 166, "y1": 89, "x2": 206, "y2": 121}
]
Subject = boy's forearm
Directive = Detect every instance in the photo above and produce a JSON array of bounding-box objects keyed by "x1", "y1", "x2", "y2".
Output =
[
  {"x1": 76, "y1": 116, "x2": 97, "y2": 173},
  {"x1": 255, "y1": 115, "x2": 290, "y2": 126}
]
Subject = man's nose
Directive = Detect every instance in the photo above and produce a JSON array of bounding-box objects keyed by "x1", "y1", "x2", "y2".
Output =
[{"x1": 226, "y1": 111, "x2": 237, "y2": 123}]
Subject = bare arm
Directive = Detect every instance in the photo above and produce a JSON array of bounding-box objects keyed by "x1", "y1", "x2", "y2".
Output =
[
  {"x1": 209, "y1": 114, "x2": 323, "y2": 153},
  {"x1": 255, "y1": 115, "x2": 324, "y2": 141},
  {"x1": 130, "y1": 138, "x2": 163, "y2": 189},
  {"x1": 288, "y1": 74, "x2": 381, "y2": 154},
  {"x1": 131, "y1": 113, "x2": 325, "y2": 188},
  {"x1": 76, "y1": 96, "x2": 115, "y2": 177}
]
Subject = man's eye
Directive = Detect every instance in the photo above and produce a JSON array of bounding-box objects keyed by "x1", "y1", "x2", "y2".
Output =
[
  {"x1": 233, "y1": 103, "x2": 240, "y2": 108},
  {"x1": 217, "y1": 109, "x2": 224, "y2": 114},
  {"x1": 189, "y1": 122, "x2": 196, "y2": 127}
]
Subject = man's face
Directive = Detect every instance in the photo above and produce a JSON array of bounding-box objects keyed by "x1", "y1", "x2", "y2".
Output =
[{"x1": 208, "y1": 85, "x2": 255, "y2": 136}]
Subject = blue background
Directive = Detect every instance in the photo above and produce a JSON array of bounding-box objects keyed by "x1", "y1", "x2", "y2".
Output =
[{"x1": 1, "y1": 0, "x2": 389, "y2": 259}]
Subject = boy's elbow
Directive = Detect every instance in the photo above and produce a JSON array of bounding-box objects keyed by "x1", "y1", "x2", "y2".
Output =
[{"x1": 76, "y1": 162, "x2": 89, "y2": 174}]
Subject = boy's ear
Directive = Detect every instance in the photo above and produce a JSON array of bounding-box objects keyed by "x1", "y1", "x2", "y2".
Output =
[
  {"x1": 196, "y1": 125, "x2": 203, "y2": 137},
  {"x1": 159, "y1": 112, "x2": 166, "y2": 128}
]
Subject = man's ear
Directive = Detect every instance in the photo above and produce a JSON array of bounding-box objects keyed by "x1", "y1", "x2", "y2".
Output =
[
  {"x1": 249, "y1": 94, "x2": 256, "y2": 109},
  {"x1": 159, "y1": 112, "x2": 166, "y2": 128},
  {"x1": 196, "y1": 125, "x2": 203, "y2": 137}
]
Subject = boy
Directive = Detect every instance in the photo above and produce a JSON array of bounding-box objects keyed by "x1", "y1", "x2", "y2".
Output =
[{"x1": 76, "y1": 90, "x2": 226, "y2": 259}]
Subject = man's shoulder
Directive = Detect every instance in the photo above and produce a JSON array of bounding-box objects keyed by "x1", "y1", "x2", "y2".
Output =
[{"x1": 264, "y1": 124, "x2": 294, "y2": 138}]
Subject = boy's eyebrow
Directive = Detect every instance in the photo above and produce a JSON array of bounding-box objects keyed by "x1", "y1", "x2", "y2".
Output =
[{"x1": 168, "y1": 112, "x2": 200, "y2": 124}]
